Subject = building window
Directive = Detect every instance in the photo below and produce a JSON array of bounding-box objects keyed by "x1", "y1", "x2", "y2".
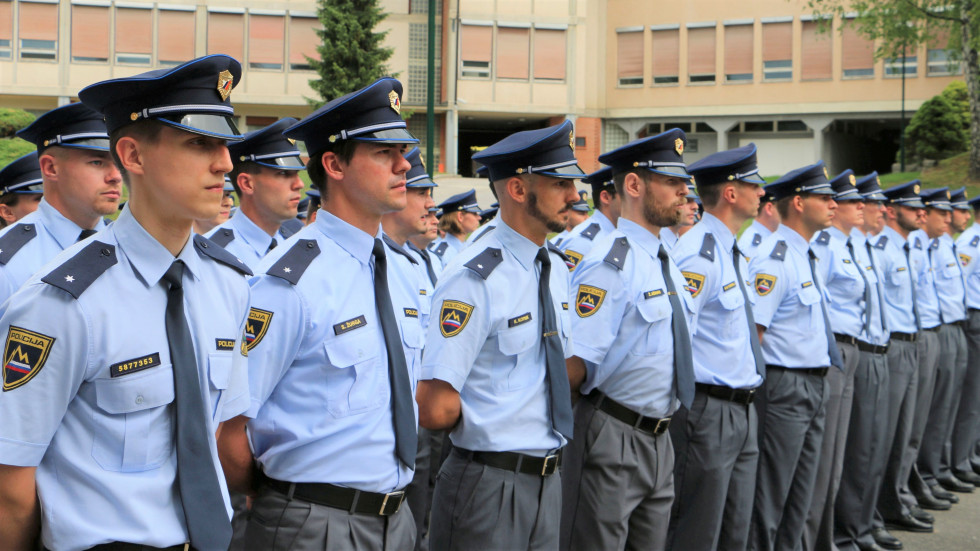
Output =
[
  {"x1": 407, "y1": 22, "x2": 443, "y2": 104},
  {"x1": 617, "y1": 29, "x2": 644, "y2": 86},
  {"x1": 688, "y1": 26, "x2": 716, "y2": 84},
  {"x1": 927, "y1": 31, "x2": 960, "y2": 76},
  {"x1": 651, "y1": 29, "x2": 679, "y2": 84},
  {"x1": 534, "y1": 28, "x2": 566, "y2": 81},
  {"x1": 115, "y1": 7, "x2": 151, "y2": 66},
  {"x1": 249, "y1": 15, "x2": 285, "y2": 71},
  {"x1": 575, "y1": 136, "x2": 586, "y2": 147},
  {"x1": 289, "y1": 16, "x2": 319, "y2": 71},
  {"x1": 409, "y1": 0, "x2": 442, "y2": 15},
  {"x1": 158, "y1": 10, "x2": 196, "y2": 66},
  {"x1": 603, "y1": 120, "x2": 630, "y2": 152},
  {"x1": 884, "y1": 53, "x2": 917, "y2": 77},
  {"x1": 724, "y1": 24, "x2": 753, "y2": 82},
  {"x1": 801, "y1": 20, "x2": 832, "y2": 80},
  {"x1": 72, "y1": 5, "x2": 109, "y2": 63},
  {"x1": 208, "y1": 12, "x2": 245, "y2": 63},
  {"x1": 0, "y1": 1, "x2": 12, "y2": 59},
  {"x1": 460, "y1": 24, "x2": 492, "y2": 79},
  {"x1": 497, "y1": 26, "x2": 529, "y2": 80},
  {"x1": 762, "y1": 22, "x2": 792, "y2": 81},
  {"x1": 842, "y1": 24, "x2": 874, "y2": 78},
  {"x1": 19, "y1": 1, "x2": 58, "y2": 61}
]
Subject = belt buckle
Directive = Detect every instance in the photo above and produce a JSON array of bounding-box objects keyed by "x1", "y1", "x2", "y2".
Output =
[
  {"x1": 379, "y1": 490, "x2": 405, "y2": 515},
  {"x1": 654, "y1": 417, "x2": 670, "y2": 434},
  {"x1": 743, "y1": 388, "x2": 755, "y2": 404},
  {"x1": 541, "y1": 454, "x2": 559, "y2": 476}
]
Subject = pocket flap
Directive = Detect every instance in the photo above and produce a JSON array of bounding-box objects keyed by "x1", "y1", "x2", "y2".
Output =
[
  {"x1": 636, "y1": 295, "x2": 672, "y2": 323},
  {"x1": 324, "y1": 330, "x2": 379, "y2": 368},
  {"x1": 798, "y1": 286, "x2": 822, "y2": 306},
  {"x1": 497, "y1": 324, "x2": 538, "y2": 356},
  {"x1": 208, "y1": 353, "x2": 232, "y2": 390},
  {"x1": 95, "y1": 366, "x2": 175, "y2": 415},
  {"x1": 400, "y1": 317, "x2": 424, "y2": 349}
]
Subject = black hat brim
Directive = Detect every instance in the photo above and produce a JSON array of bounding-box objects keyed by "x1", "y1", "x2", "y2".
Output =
[
  {"x1": 351, "y1": 128, "x2": 420, "y2": 144},
  {"x1": 644, "y1": 166, "x2": 692, "y2": 180},
  {"x1": 254, "y1": 156, "x2": 307, "y2": 170},
  {"x1": 158, "y1": 114, "x2": 244, "y2": 141},
  {"x1": 535, "y1": 163, "x2": 586, "y2": 179}
]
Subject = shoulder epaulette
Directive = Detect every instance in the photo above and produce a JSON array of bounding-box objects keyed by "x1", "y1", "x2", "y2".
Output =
[
  {"x1": 473, "y1": 225, "x2": 496, "y2": 242},
  {"x1": 194, "y1": 234, "x2": 252, "y2": 276},
  {"x1": 581, "y1": 223, "x2": 601, "y2": 241},
  {"x1": 875, "y1": 235, "x2": 888, "y2": 249},
  {"x1": 267, "y1": 239, "x2": 319, "y2": 285},
  {"x1": 699, "y1": 233, "x2": 716, "y2": 262},
  {"x1": 383, "y1": 234, "x2": 418, "y2": 265},
  {"x1": 547, "y1": 242, "x2": 572, "y2": 265},
  {"x1": 914, "y1": 237, "x2": 923, "y2": 250},
  {"x1": 815, "y1": 231, "x2": 830, "y2": 245},
  {"x1": 752, "y1": 233, "x2": 763, "y2": 246},
  {"x1": 930, "y1": 238, "x2": 939, "y2": 249},
  {"x1": 770, "y1": 240, "x2": 788, "y2": 261},
  {"x1": 40, "y1": 241, "x2": 117, "y2": 299},
  {"x1": 970, "y1": 235, "x2": 979, "y2": 247},
  {"x1": 208, "y1": 228, "x2": 235, "y2": 248},
  {"x1": 0, "y1": 223, "x2": 37, "y2": 265},
  {"x1": 429, "y1": 241, "x2": 449, "y2": 258},
  {"x1": 553, "y1": 237, "x2": 564, "y2": 248},
  {"x1": 603, "y1": 237, "x2": 630, "y2": 270},
  {"x1": 278, "y1": 218, "x2": 303, "y2": 239},
  {"x1": 464, "y1": 247, "x2": 503, "y2": 280}
]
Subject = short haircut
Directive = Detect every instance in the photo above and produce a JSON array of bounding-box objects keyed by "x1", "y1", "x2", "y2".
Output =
[
  {"x1": 227, "y1": 161, "x2": 262, "y2": 197},
  {"x1": 775, "y1": 195, "x2": 795, "y2": 219},
  {"x1": 0, "y1": 194, "x2": 27, "y2": 228},
  {"x1": 306, "y1": 139, "x2": 359, "y2": 197},
  {"x1": 696, "y1": 183, "x2": 724, "y2": 208},
  {"x1": 109, "y1": 120, "x2": 165, "y2": 185},
  {"x1": 611, "y1": 170, "x2": 654, "y2": 195}
]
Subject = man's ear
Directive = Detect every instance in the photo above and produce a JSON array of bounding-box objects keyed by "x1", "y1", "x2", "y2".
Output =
[
  {"x1": 0, "y1": 204, "x2": 16, "y2": 225},
  {"x1": 792, "y1": 195, "x2": 805, "y2": 214},
  {"x1": 236, "y1": 172, "x2": 255, "y2": 195},
  {"x1": 321, "y1": 152, "x2": 345, "y2": 182},
  {"x1": 505, "y1": 176, "x2": 528, "y2": 204},
  {"x1": 37, "y1": 154, "x2": 58, "y2": 181},
  {"x1": 115, "y1": 137, "x2": 145, "y2": 178},
  {"x1": 623, "y1": 172, "x2": 643, "y2": 199}
]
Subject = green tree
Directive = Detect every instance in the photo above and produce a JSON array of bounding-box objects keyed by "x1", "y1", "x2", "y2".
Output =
[
  {"x1": 906, "y1": 94, "x2": 969, "y2": 161},
  {"x1": 307, "y1": 0, "x2": 394, "y2": 107},
  {"x1": 942, "y1": 80, "x2": 970, "y2": 134},
  {"x1": 806, "y1": 0, "x2": 980, "y2": 180}
]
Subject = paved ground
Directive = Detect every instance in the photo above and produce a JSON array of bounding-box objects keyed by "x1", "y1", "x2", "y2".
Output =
[{"x1": 897, "y1": 488, "x2": 980, "y2": 550}]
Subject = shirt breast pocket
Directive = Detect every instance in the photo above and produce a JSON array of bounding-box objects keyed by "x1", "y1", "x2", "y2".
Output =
[
  {"x1": 495, "y1": 323, "x2": 539, "y2": 391},
  {"x1": 92, "y1": 366, "x2": 175, "y2": 473},
  {"x1": 322, "y1": 331, "x2": 385, "y2": 418},
  {"x1": 635, "y1": 296, "x2": 673, "y2": 356},
  {"x1": 400, "y1": 317, "x2": 424, "y2": 384},
  {"x1": 717, "y1": 287, "x2": 745, "y2": 332},
  {"x1": 886, "y1": 268, "x2": 910, "y2": 291},
  {"x1": 942, "y1": 265, "x2": 961, "y2": 280},
  {"x1": 797, "y1": 286, "x2": 823, "y2": 329}
]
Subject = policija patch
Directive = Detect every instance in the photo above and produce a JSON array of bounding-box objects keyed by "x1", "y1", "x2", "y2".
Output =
[
  {"x1": 3, "y1": 326, "x2": 55, "y2": 391},
  {"x1": 565, "y1": 250, "x2": 584, "y2": 269},
  {"x1": 244, "y1": 308, "x2": 273, "y2": 352},
  {"x1": 755, "y1": 274, "x2": 777, "y2": 296},
  {"x1": 575, "y1": 285, "x2": 606, "y2": 317},
  {"x1": 440, "y1": 300, "x2": 473, "y2": 337},
  {"x1": 682, "y1": 272, "x2": 705, "y2": 298}
]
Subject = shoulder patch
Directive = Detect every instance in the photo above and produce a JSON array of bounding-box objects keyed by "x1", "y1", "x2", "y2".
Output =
[
  {"x1": 769, "y1": 240, "x2": 788, "y2": 261},
  {"x1": 875, "y1": 235, "x2": 888, "y2": 250},
  {"x1": 755, "y1": 273, "x2": 777, "y2": 296},
  {"x1": 682, "y1": 272, "x2": 705, "y2": 297},
  {"x1": 209, "y1": 228, "x2": 235, "y2": 247},
  {"x1": 244, "y1": 308, "x2": 273, "y2": 351},
  {"x1": 267, "y1": 239, "x2": 320, "y2": 285},
  {"x1": 278, "y1": 218, "x2": 303, "y2": 239},
  {"x1": 2, "y1": 326, "x2": 55, "y2": 391},
  {"x1": 603, "y1": 237, "x2": 630, "y2": 270},
  {"x1": 930, "y1": 238, "x2": 939, "y2": 250},
  {"x1": 575, "y1": 284, "x2": 607, "y2": 317},
  {"x1": 815, "y1": 231, "x2": 830, "y2": 245},
  {"x1": 440, "y1": 300, "x2": 473, "y2": 337},
  {"x1": 194, "y1": 234, "x2": 252, "y2": 276},
  {"x1": 464, "y1": 247, "x2": 503, "y2": 280},
  {"x1": 565, "y1": 249, "x2": 584, "y2": 268},
  {"x1": 699, "y1": 233, "x2": 716, "y2": 262},
  {"x1": 960, "y1": 253, "x2": 972, "y2": 267},
  {"x1": 429, "y1": 241, "x2": 449, "y2": 258},
  {"x1": 971, "y1": 235, "x2": 980, "y2": 247},
  {"x1": 752, "y1": 233, "x2": 762, "y2": 246},
  {"x1": 383, "y1": 235, "x2": 418, "y2": 265},
  {"x1": 40, "y1": 241, "x2": 118, "y2": 299},
  {"x1": 473, "y1": 225, "x2": 496, "y2": 242},
  {"x1": 547, "y1": 243, "x2": 574, "y2": 270},
  {"x1": 0, "y1": 224, "x2": 37, "y2": 265},
  {"x1": 581, "y1": 222, "x2": 601, "y2": 241}
]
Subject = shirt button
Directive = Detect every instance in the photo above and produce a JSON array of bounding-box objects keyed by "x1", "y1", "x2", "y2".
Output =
[{"x1": 135, "y1": 395, "x2": 144, "y2": 405}]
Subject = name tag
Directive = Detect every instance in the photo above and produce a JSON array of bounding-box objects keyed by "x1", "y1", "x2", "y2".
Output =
[
  {"x1": 722, "y1": 282, "x2": 737, "y2": 292},
  {"x1": 508, "y1": 312, "x2": 532, "y2": 327},
  {"x1": 215, "y1": 338, "x2": 235, "y2": 351},
  {"x1": 801, "y1": 281, "x2": 813, "y2": 288},
  {"x1": 110, "y1": 353, "x2": 161, "y2": 378},
  {"x1": 419, "y1": 289, "x2": 427, "y2": 296},
  {"x1": 333, "y1": 315, "x2": 367, "y2": 335},
  {"x1": 561, "y1": 302, "x2": 569, "y2": 310},
  {"x1": 404, "y1": 308, "x2": 419, "y2": 318},
  {"x1": 644, "y1": 289, "x2": 664, "y2": 299}
]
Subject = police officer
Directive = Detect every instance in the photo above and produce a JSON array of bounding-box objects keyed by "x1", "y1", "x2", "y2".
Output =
[
  {"x1": 205, "y1": 118, "x2": 307, "y2": 270},
  {"x1": 407, "y1": 205, "x2": 442, "y2": 299},
  {"x1": 428, "y1": 189, "x2": 481, "y2": 267},
  {"x1": 305, "y1": 187, "x2": 322, "y2": 225},
  {"x1": 666, "y1": 144, "x2": 765, "y2": 551},
  {"x1": 0, "y1": 102, "x2": 122, "y2": 308},
  {"x1": 465, "y1": 166, "x2": 498, "y2": 244},
  {"x1": 417, "y1": 121, "x2": 581, "y2": 551},
  {"x1": 952, "y1": 193, "x2": 980, "y2": 490},
  {"x1": 551, "y1": 198, "x2": 591, "y2": 248},
  {"x1": 216, "y1": 77, "x2": 422, "y2": 551},
  {"x1": 738, "y1": 186, "x2": 780, "y2": 262},
  {"x1": 660, "y1": 182, "x2": 699, "y2": 250},
  {"x1": 194, "y1": 175, "x2": 236, "y2": 235},
  {"x1": 0, "y1": 54, "x2": 252, "y2": 551},
  {"x1": 0, "y1": 152, "x2": 44, "y2": 227},
  {"x1": 747, "y1": 161, "x2": 842, "y2": 551},
  {"x1": 559, "y1": 165, "x2": 621, "y2": 268}
]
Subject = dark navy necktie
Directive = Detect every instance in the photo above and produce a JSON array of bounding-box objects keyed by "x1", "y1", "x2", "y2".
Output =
[
  {"x1": 865, "y1": 240, "x2": 889, "y2": 335},
  {"x1": 535, "y1": 247, "x2": 573, "y2": 439},
  {"x1": 903, "y1": 242, "x2": 922, "y2": 330},
  {"x1": 267, "y1": 237, "x2": 278, "y2": 254},
  {"x1": 733, "y1": 243, "x2": 766, "y2": 378},
  {"x1": 77, "y1": 229, "x2": 97, "y2": 242},
  {"x1": 808, "y1": 249, "x2": 844, "y2": 370},
  {"x1": 657, "y1": 244, "x2": 695, "y2": 409},
  {"x1": 846, "y1": 239, "x2": 873, "y2": 336}
]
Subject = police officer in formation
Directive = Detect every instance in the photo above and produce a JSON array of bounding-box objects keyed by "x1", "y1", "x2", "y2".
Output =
[{"x1": 5, "y1": 54, "x2": 980, "y2": 551}]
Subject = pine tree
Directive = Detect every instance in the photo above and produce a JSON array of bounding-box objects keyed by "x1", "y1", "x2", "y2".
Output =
[{"x1": 306, "y1": 0, "x2": 395, "y2": 107}]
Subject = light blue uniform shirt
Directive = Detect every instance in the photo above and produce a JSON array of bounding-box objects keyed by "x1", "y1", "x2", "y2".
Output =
[
  {"x1": 204, "y1": 210, "x2": 291, "y2": 270},
  {"x1": 0, "y1": 206, "x2": 250, "y2": 551},
  {"x1": 934, "y1": 233, "x2": 967, "y2": 322},
  {"x1": 872, "y1": 226, "x2": 922, "y2": 333},
  {"x1": 421, "y1": 220, "x2": 572, "y2": 456},
  {"x1": 0, "y1": 198, "x2": 107, "y2": 308},
  {"x1": 956, "y1": 222, "x2": 980, "y2": 309},
  {"x1": 749, "y1": 224, "x2": 832, "y2": 369},
  {"x1": 737, "y1": 219, "x2": 774, "y2": 263},
  {"x1": 428, "y1": 233, "x2": 467, "y2": 268},
  {"x1": 559, "y1": 209, "x2": 616, "y2": 267},
  {"x1": 466, "y1": 218, "x2": 499, "y2": 244},
  {"x1": 810, "y1": 227, "x2": 868, "y2": 339},
  {"x1": 245, "y1": 211, "x2": 422, "y2": 493},
  {"x1": 672, "y1": 213, "x2": 762, "y2": 390},
  {"x1": 908, "y1": 229, "x2": 942, "y2": 329},
  {"x1": 550, "y1": 228, "x2": 571, "y2": 248},
  {"x1": 383, "y1": 235, "x2": 429, "y2": 331},
  {"x1": 659, "y1": 227, "x2": 680, "y2": 251},
  {"x1": 850, "y1": 228, "x2": 889, "y2": 345},
  {"x1": 406, "y1": 241, "x2": 438, "y2": 329}
]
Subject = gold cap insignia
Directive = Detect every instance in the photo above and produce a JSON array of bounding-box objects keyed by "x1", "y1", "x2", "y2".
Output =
[
  {"x1": 329, "y1": 135, "x2": 338, "y2": 143},
  {"x1": 674, "y1": 138, "x2": 684, "y2": 156},
  {"x1": 633, "y1": 162, "x2": 640, "y2": 167},
  {"x1": 913, "y1": 184, "x2": 921, "y2": 194},
  {"x1": 947, "y1": 190, "x2": 952, "y2": 199},
  {"x1": 690, "y1": 176, "x2": 696, "y2": 185},
  {"x1": 217, "y1": 70, "x2": 234, "y2": 101},
  {"x1": 239, "y1": 156, "x2": 247, "y2": 161},
  {"x1": 516, "y1": 168, "x2": 525, "y2": 174},
  {"x1": 876, "y1": 176, "x2": 881, "y2": 186},
  {"x1": 569, "y1": 132, "x2": 575, "y2": 149},
  {"x1": 130, "y1": 112, "x2": 139, "y2": 121},
  {"x1": 287, "y1": 138, "x2": 296, "y2": 145},
  {"x1": 42, "y1": 140, "x2": 50, "y2": 147},
  {"x1": 823, "y1": 166, "x2": 829, "y2": 179},
  {"x1": 849, "y1": 174, "x2": 856, "y2": 185},
  {"x1": 728, "y1": 175, "x2": 735, "y2": 181},
  {"x1": 388, "y1": 90, "x2": 401, "y2": 114}
]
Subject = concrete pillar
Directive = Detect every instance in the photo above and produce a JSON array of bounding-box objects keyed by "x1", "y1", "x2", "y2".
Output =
[
  {"x1": 612, "y1": 118, "x2": 647, "y2": 140},
  {"x1": 802, "y1": 116, "x2": 834, "y2": 163},
  {"x1": 705, "y1": 118, "x2": 739, "y2": 151},
  {"x1": 446, "y1": 108, "x2": 458, "y2": 176}
]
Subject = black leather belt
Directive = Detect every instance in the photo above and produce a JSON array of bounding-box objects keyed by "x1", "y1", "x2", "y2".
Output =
[
  {"x1": 584, "y1": 390, "x2": 671, "y2": 435},
  {"x1": 857, "y1": 340, "x2": 889, "y2": 354},
  {"x1": 454, "y1": 447, "x2": 562, "y2": 477},
  {"x1": 923, "y1": 325, "x2": 941, "y2": 333},
  {"x1": 834, "y1": 333, "x2": 859, "y2": 346},
  {"x1": 890, "y1": 331, "x2": 917, "y2": 342},
  {"x1": 260, "y1": 474, "x2": 406, "y2": 516},
  {"x1": 695, "y1": 382, "x2": 757, "y2": 405},
  {"x1": 79, "y1": 545, "x2": 191, "y2": 551},
  {"x1": 767, "y1": 364, "x2": 829, "y2": 377}
]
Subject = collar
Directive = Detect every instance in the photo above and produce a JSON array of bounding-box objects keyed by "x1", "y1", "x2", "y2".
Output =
[
  {"x1": 617, "y1": 217, "x2": 663, "y2": 259},
  {"x1": 37, "y1": 198, "x2": 105, "y2": 250},
  {"x1": 229, "y1": 209, "x2": 275, "y2": 255},
  {"x1": 749, "y1": 220, "x2": 773, "y2": 236},
  {"x1": 494, "y1": 219, "x2": 543, "y2": 271},
  {"x1": 879, "y1": 225, "x2": 908, "y2": 246},
  {"x1": 827, "y1": 225, "x2": 849, "y2": 244},
  {"x1": 775, "y1": 223, "x2": 811, "y2": 256},
  {"x1": 941, "y1": 233, "x2": 954, "y2": 245},
  {"x1": 313, "y1": 209, "x2": 378, "y2": 266},
  {"x1": 592, "y1": 209, "x2": 616, "y2": 232},
  {"x1": 113, "y1": 205, "x2": 202, "y2": 287},
  {"x1": 849, "y1": 227, "x2": 867, "y2": 246},
  {"x1": 700, "y1": 212, "x2": 734, "y2": 251}
]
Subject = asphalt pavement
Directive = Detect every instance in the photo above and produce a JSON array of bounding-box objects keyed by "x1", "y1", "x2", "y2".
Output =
[{"x1": 897, "y1": 488, "x2": 980, "y2": 550}]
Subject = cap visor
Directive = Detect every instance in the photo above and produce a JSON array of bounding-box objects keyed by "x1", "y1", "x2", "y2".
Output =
[
  {"x1": 352, "y1": 128, "x2": 420, "y2": 144},
  {"x1": 896, "y1": 199, "x2": 926, "y2": 208},
  {"x1": 806, "y1": 186, "x2": 836, "y2": 196},
  {"x1": 54, "y1": 139, "x2": 111, "y2": 152},
  {"x1": 645, "y1": 166, "x2": 693, "y2": 180},
  {"x1": 536, "y1": 163, "x2": 586, "y2": 179},
  {"x1": 5, "y1": 182, "x2": 44, "y2": 194},
  {"x1": 158, "y1": 114, "x2": 243, "y2": 141},
  {"x1": 406, "y1": 178, "x2": 438, "y2": 188},
  {"x1": 741, "y1": 173, "x2": 767, "y2": 185},
  {"x1": 255, "y1": 156, "x2": 307, "y2": 170}
]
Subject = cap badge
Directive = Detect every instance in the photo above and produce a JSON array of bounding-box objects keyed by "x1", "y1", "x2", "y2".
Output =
[
  {"x1": 823, "y1": 166, "x2": 829, "y2": 179},
  {"x1": 569, "y1": 131, "x2": 575, "y2": 149},
  {"x1": 947, "y1": 190, "x2": 952, "y2": 199},
  {"x1": 876, "y1": 175, "x2": 881, "y2": 186},
  {"x1": 388, "y1": 90, "x2": 401, "y2": 114},
  {"x1": 849, "y1": 174, "x2": 856, "y2": 185},
  {"x1": 674, "y1": 138, "x2": 684, "y2": 156},
  {"x1": 287, "y1": 138, "x2": 296, "y2": 145},
  {"x1": 217, "y1": 70, "x2": 234, "y2": 101},
  {"x1": 913, "y1": 184, "x2": 921, "y2": 194}
]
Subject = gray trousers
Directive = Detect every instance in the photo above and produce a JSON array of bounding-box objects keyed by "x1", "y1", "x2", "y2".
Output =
[
  {"x1": 431, "y1": 449, "x2": 562, "y2": 551},
  {"x1": 804, "y1": 342, "x2": 859, "y2": 551},
  {"x1": 952, "y1": 310, "x2": 980, "y2": 473},
  {"x1": 919, "y1": 323, "x2": 968, "y2": 483},
  {"x1": 561, "y1": 400, "x2": 674, "y2": 551},
  {"x1": 666, "y1": 389, "x2": 758, "y2": 551},
  {"x1": 749, "y1": 367, "x2": 829, "y2": 551},
  {"x1": 243, "y1": 484, "x2": 415, "y2": 551},
  {"x1": 899, "y1": 330, "x2": 940, "y2": 505},
  {"x1": 834, "y1": 350, "x2": 889, "y2": 551},
  {"x1": 876, "y1": 338, "x2": 919, "y2": 522},
  {"x1": 229, "y1": 492, "x2": 249, "y2": 551},
  {"x1": 406, "y1": 427, "x2": 437, "y2": 551}
]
